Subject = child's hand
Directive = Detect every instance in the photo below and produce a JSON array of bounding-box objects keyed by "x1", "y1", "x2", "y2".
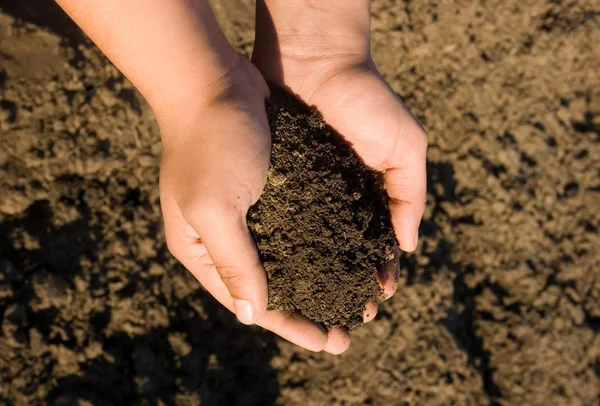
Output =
[
  {"x1": 158, "y1": 57, "x2": 350, "y2": 354},
  {"x1": 56, "y1": 0, "x2": 405, "y2": 354},
  {"x1": 253, "y1": 0, "x2": 428, "y2": 319}
]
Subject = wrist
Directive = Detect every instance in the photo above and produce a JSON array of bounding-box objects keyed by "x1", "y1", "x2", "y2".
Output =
[
  {"x1": 150, "y1": 49, "x2": 241, "y2": 125},
  {"x1": 156, "y1": 54, "x2": 268, "y2": 151},
  {"x1": 135, "y1": 0, "x2": 241, "y2": 117},
  {"x1": 253, "y1": 0, "x2": 371, "y2": 63}
]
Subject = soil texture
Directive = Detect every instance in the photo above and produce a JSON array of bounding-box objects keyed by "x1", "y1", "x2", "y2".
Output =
[
  {"x1": 0, "y1": 0, "x2": 599, "y2": 405},
  {"x1": 248, "y1": 87, "x2": 395, "y2": 330}
]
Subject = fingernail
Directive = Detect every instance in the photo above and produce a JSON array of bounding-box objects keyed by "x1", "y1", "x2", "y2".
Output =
[
  {"x1": 413, "y1": 230, "x2": 419, "y2": 250},
  {"x1": 234, "y1": 299, "x2": 256, "y2": 325}
]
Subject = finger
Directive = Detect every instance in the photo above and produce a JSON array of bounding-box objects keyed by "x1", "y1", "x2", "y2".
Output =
[
  {"x1": 162, "y1": 200, "x2": 235, "y2": 310},
  {"x1": 192, "y1": 264, "x2": 329, "y2": 351},
  {"x1": 172, "y1": 233, "x2": 330, "y2": 351},
  {"x1": 324, "y1": 327, "x2": 351, "y2": 355},
  {"x1": 363, "y1": 301, "x2": 378, "y2": 323},
  {"x1": 364, "y1": 245, "x2": 400, "y2": 323},
  {"x1": 182, "y1": 203, "x2": 268, "y2": 325},
  {"x1": 164, "y1": 207, "x2": 329, "y2": 351},
  {"x1": 378, "y1": 244, "x2": 400, "y2": 299},
  {"x1": 187, "y1": 256, "x2": 329, "y2": 351},
  {"x1": 260, "y1": 312, "x2": 329, "y2": 352},
  {"x1": 385, "y1": 135, "x2": 427, "y2": 252},
  {"x1": 204, "y1": 272, "x2": 328, "y2": 351}
]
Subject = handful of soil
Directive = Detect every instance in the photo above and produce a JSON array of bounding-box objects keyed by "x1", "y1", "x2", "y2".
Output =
[{"x1": 247, "y1": 86, "x2": 396, "y2": 330}]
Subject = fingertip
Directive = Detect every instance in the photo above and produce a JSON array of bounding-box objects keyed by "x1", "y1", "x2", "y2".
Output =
[
  {"x1": 219, "y1": 267, "x2": 267, "y2": 325},
  {"x1": 385, "y1": 166, "x2": 425, "y2": 253},
  {"x1": 398, "y1": 227, "x2": 418, "y2": 252},
  {"x1": 392, "y1": 216, "x2": 419, "y2": 253},
  {"x1": 233, "y1": 299, "x2": 257, "y2": 325},
  {"x1": 378, "y1": 245, "x2": 400, "y2": 299},
  {"x1": 363, "y1": 302, "x2": 378, "y2": 323},
  {"x1": 324, "y1": 328, "x2": 351, "y2": 355},
  {"x1": 405, "y1": 229, "x2": 419, "y2": 252},
  {"x1": 400, "y1": 242, "x2": 417, "y2": 253},
  {"x1": 383, "y1": 277, "x2": 398, "y2": 300}
]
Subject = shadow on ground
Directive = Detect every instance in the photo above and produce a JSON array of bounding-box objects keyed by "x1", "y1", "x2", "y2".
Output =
[{"x1": 0, "y1": 198, "x2": 280, "y2": 405}]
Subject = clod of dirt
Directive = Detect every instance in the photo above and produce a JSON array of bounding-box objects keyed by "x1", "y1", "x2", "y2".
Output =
[{"x1": 247, "y1": 86, "x2": 396, "y2": 330}]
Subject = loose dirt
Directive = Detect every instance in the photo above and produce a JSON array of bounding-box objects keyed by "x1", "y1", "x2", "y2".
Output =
[
  {"x1": 0, "y1": 0, "x2": 598, "y2": 405},
  {"x1": 248, "y1": 86, "x2": 395, "y2": 330}
]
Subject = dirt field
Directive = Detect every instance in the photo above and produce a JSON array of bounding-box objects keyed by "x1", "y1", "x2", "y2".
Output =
[{"x1": 0, "y1": 1, "x2": 599, "y2": 405}]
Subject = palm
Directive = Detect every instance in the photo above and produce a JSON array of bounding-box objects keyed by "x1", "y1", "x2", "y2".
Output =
[{"x1": 296, "y1": 68, "x2": 410, "y2": 172}]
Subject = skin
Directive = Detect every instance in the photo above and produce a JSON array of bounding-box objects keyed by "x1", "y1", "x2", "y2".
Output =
[{"x1": 55, "y1": 0, "x2": 427, "y2": 355}]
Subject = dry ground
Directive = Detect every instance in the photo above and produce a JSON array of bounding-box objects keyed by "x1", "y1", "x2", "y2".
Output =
[{"x1": 0, "y1": 0, "x2": 598, "y2": 405}]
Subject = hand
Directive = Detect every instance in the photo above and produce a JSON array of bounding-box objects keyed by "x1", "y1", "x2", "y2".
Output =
[
  {"x1": 253, "y1": 0, "x2": 428, "y2": 317},
  {"x1": 56, "y1": 0, "x2": 353, "y2": 353},
  {"x1": 158, "y1": 56, "x2": 351, "y2": 354}
]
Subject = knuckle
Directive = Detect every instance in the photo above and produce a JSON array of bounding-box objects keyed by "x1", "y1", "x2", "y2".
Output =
[{"x1": 216, "y1": 265, "x2": 247, "y2": 287}]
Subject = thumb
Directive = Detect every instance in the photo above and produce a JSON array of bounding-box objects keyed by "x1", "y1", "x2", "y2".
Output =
[
  {"x1": 186, "y1": 205, "x2": 268, "y2": 325},
  {"x1": 385, "y1": 125, "x2": 428, "y2": 252}
]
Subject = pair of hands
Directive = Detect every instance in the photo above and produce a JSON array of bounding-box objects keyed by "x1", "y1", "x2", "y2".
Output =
[{"x1": 158, "y1": 3, "x2": 427, "y2": 355}]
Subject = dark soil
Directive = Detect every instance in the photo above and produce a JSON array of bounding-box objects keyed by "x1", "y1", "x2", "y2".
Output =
[
  {"x1": 248, "y1": 87, "x2": 396, "y2": 331},
  {"x1": 0, "y1": 1, "x2": 599, "y2": 405}
]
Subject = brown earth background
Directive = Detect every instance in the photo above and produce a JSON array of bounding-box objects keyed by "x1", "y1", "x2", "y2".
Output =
[{"x1": 0, "y1": 0, "x2": 599, "y2": 405}]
